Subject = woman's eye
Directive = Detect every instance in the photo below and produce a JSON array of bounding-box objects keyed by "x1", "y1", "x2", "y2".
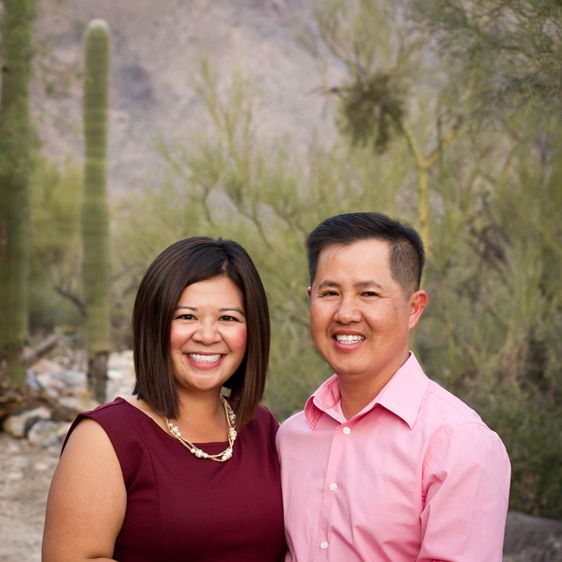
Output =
[
  {"x1": 176, "y1": 313, "x2": 195, "y2": 320},
  {"x1": 220, "y1": 315, "x2": 240, "y2": 322}
]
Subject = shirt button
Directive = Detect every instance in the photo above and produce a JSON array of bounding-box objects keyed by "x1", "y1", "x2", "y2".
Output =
[
  {"x1": 329, "y1": 482, "x2": 338, "y2": 491},
  {"x1": 320, "y1": 540, "x2": 329, "y2": 550},
  {"x1": 342, "y1": 426, "x2": 351, "y2": 435}
]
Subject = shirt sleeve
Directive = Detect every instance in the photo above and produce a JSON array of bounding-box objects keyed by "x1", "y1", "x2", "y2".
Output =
[{"x1": 418, "y1": 422, "x2": 511, "y2": 562}]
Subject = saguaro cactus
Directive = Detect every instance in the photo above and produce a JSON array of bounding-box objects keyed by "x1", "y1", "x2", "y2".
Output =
[
  {"x1": 82, "y1": 19, "x2": 111, "y2": 401},
  {"x1": 0, "y1": 0, "x2": 36, "y2": 383}
]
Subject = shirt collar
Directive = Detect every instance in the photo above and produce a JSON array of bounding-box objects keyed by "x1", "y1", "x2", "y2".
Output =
[{"x1": 304, "y1": 353, "x2": 428, "y2": 430}]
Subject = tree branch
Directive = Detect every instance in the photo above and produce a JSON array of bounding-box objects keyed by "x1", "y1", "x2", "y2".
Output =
[{"x1": 54, "y1": 286, "x2": 86, "y2": 318}]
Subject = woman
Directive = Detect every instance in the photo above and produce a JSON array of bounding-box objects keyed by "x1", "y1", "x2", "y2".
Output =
[{"x1": 42, "y1": 237, "x2": 286, "y2": 562}]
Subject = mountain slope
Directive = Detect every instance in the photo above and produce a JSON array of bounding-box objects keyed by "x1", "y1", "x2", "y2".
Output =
[{"x1": 32, "y1": 0, "x2": 335, "y2": 195}]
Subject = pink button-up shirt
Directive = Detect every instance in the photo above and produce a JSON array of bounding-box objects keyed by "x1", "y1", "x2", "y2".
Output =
[{"x1": 276, "y1": 353, "x2": 511, "y2": 562}]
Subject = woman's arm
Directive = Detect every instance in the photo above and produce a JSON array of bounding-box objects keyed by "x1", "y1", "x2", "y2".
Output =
[{"x1": 42, "y1": 418, "x2": 127, "y2": 562}]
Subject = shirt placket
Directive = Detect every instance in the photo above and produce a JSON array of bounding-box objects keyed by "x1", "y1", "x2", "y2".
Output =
[{"x1": 312, "y1": 421, "x2": 353, "y2": 561}]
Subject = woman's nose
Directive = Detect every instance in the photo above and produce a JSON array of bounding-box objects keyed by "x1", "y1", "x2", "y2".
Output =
[{"x1": 192, "y1": 322, "x2": 220, "y2": 343}]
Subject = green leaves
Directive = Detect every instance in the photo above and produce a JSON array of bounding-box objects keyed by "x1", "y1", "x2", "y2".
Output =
[{"x1": 338, "y1": 72, "x2": 406, "y2": 152}]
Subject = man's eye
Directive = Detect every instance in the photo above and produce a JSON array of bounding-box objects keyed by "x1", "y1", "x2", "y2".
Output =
[
  {"x1": 320, "y1": 291, "x2": 338, "y2": 297},
  {"x1": 361, "y1": 291, "x2": 378, "y2": 297}
]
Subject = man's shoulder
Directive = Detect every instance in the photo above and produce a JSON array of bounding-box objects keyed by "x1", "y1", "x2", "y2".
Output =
[
  {"x1": 279, "y1": 408, "x2": 306, "y2": 427},
  {"x1": 422, "y1": 378, "x2": 485, "y2": 427},
  {"x1": 277, "y1": 409, "x2": 308, "y2": 438}
]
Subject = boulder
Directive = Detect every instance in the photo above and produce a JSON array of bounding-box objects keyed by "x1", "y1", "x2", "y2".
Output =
[
  {"x1": 27, "y1": 420, "x2": 71, "y2": 448},
  {"x1": 504, "y1": 511, "x2": 562, "y2": 561},
  {"x1": 2, "y1": 406, "x2": 52, "y2": 438}
]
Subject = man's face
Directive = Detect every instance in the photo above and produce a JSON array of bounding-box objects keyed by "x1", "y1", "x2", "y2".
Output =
[{"x1": 308, "y1": 238, "x2": 427, "y2": 387}]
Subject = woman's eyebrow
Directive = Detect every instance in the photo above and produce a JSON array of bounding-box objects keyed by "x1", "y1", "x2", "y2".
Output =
[
  {"x1": 175, "y1": 305, "x2": 245, "y2": 315},
  {"x1": 220, "y1": 307, "x2": 245, "y2": 315}
]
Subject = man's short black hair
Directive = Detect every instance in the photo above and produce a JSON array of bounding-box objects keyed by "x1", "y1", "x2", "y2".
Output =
[{"x1": 306, "y1": 212, "x2": 425, "y2": 294}]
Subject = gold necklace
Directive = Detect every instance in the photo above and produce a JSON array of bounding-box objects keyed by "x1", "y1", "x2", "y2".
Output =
[{"x1": 165, "y1": 396, "x2": 237, "y2": 462}]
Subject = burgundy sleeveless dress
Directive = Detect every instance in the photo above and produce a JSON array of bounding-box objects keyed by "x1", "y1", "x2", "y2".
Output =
[{"x1": 64, "y1": 397, "x2": 286, "y2": 561}]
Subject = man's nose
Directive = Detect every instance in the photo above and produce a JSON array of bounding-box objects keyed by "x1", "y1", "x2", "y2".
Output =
[{"x1": 334, "y1": 297, "x2": 361, "y2": 323}]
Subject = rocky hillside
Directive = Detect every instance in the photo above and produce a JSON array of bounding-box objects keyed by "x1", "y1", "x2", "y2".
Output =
[{"x1": 32, "y1": 0, "x2": 336, "y2": 196}]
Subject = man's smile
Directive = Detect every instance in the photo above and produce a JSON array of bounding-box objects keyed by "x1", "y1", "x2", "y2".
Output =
[{"x1": 334, "y1": 334, "x2": 365, "y2": 345}]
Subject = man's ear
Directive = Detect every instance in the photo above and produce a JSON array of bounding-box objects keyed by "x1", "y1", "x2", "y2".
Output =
[
  {"x1": 408, "y1": 290, "x2": 428, "y2": 330},
  {"x1": 307, "y1": 287, "x2": 312, "y2": 299}
]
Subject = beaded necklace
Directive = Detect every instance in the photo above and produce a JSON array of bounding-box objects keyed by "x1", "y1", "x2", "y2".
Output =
[{"x1": 165, "y1": 396, "x2": 237, "y2": 462}]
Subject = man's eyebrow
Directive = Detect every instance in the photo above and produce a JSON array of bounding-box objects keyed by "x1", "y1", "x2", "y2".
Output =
[
  {"x1": 354, "y1": 280, "x2": 384, "y2": 291},
  {"x1": 316, "y1": 280, "x2": 341, "y2": 290},
  {"x1": 316, "y1": 280, "x2": 385, "y2": 291}
]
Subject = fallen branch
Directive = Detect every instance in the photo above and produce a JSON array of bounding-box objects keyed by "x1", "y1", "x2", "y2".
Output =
[{"x1": 22, "y1": 332, "x2": 65, "y2": 368}]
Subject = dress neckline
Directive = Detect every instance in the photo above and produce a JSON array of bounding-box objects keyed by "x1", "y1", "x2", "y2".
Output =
[{"x1": 113, "y1": 396, "x2": 229, "y2": 446}]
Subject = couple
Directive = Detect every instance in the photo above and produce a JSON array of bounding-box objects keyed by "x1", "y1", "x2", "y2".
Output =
[{"x1": 42, "y1": 212, "x2": 511, "y2": 562}]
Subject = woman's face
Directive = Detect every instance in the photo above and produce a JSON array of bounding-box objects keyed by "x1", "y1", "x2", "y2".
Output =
[{"x1": 169, "y1": 276, "x2": 247, "y2": 396}]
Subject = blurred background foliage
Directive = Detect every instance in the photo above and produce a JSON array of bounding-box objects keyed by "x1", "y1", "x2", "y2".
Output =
[{"x1": 2, "y1": 0, "x2": 561, "y2": 517}]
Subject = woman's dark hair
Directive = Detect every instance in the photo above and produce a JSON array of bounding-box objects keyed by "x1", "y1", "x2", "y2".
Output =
[
  {"x1": 132, "y1": 237, "x2": 270, "y2": 426},
  {"x1": 306, "y1": 212, "x2": 425, "y2": 294}
]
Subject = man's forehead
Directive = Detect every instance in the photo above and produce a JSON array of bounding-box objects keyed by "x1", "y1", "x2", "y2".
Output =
[
  {"x1": 318, "y1": 238, "x2": 391, "y2": 255},
  {"x1": 316, "y1": 239, "x2": 391, "y2": 265}
]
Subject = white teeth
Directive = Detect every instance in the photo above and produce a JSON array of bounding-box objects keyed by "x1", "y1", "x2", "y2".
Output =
[
  {"x1": 335, "y1": 334, "x2": 365, "y2": 344},
  {"x1": 189, "y1": 353, "x2": 221, "y2": 363}
]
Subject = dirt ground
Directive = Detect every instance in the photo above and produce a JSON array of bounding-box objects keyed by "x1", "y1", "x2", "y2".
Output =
[{"x1": 0, "y1": 433, "x2": 58, "y2": 562}]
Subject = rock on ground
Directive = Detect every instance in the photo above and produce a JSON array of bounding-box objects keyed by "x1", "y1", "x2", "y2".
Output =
[{"x1": 503, "y1": 511, "x2": 562, "y2": 561}]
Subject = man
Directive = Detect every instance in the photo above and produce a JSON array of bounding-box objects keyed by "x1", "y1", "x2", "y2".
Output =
[{"x1": 277, "y1": 212, "x2": 511, "y2": 562}]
